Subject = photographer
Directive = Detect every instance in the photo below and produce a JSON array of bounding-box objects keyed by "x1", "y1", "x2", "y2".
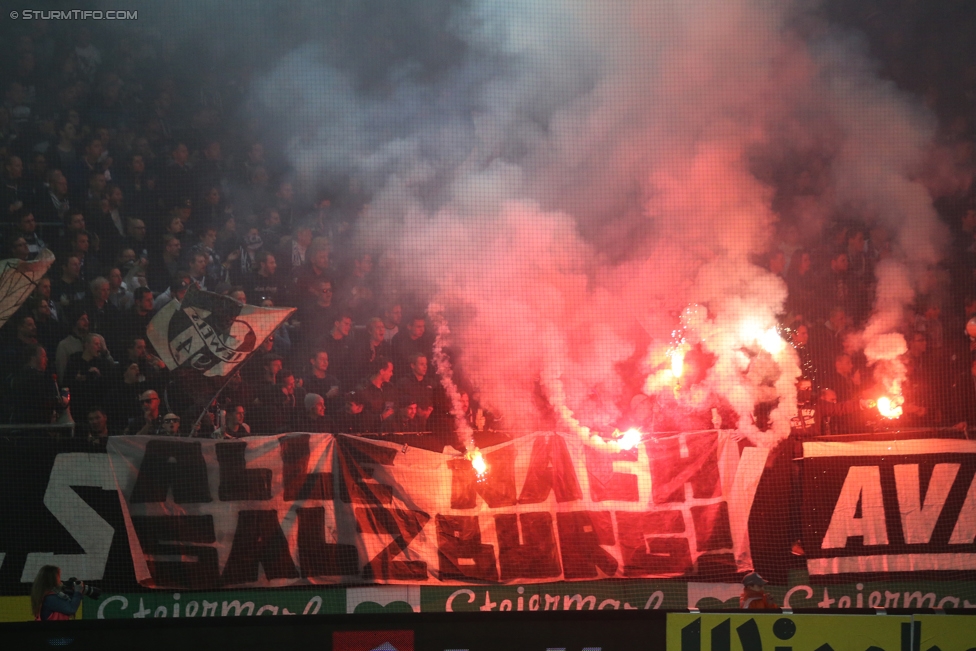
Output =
[{"x1": 30, "y1": 565, "x2": 87, "y2": 621}]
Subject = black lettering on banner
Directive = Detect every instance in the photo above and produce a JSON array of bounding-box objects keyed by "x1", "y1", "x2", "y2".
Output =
[
  {"x1": 691, "y1": 502, "x2": 733, "y2": 551},
  {"x1": 616, "y1": 510, "x2": 692, "y2": 576},
  {"x1": 280, "y1": 434, "x2": 333, "y2": 501},
  {"x1": 337, "y1": 436, "x2": 396, "y2": 505},
  {"x1": 494, "y1": 512, "x2": 561, "y2": 580},
  {"x1": 216, "y1": 441, "x2": 272, "y2": 501},
  {"x1": 556, "y1": 511, "x2": 618, "y2": 579},
  {"x1": 647, "y1": 431, "x2": 720, "y2": 504},
  {"x1": 519, "y1": 434, "x2": 583, "y2": 504},
  {"x1": 221, "y1": 510, "x2": 299, "y2": 585},
  {"x1": 355, "y1": 506, "x2": 429, "y2": 581},
  {"x1": 449, "y1": 446, "x2": 517, "y2": 509},
  {"x1": 435, "y1": 515, "x2": 498, "y2": 581},
  {"x1": 296, "y1": 506, "x2": 360, "y2": 577},
  {"x1": 130, "y1": 439, "x2": 212, "y2": 504},
  {"x1": 131, "y1": 515, "x2": 219, "y2": 589},
  {"x1": 584, "y1": 445, "x2": 639, "y2": 502}
]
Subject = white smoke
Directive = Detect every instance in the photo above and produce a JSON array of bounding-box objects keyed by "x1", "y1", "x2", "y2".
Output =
[{"x1": 253, "y1": 0, "x2": 959, "y2": 446}]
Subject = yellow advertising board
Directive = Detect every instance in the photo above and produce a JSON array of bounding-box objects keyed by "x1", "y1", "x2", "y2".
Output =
[
  {"x1": 914, "y1": 615, "x2": 976, "y2": 651},
  {"x1": 667, "y1": 612, "x2": 911, "y2": 651},
  {"x1": 0, "y1": 596, "x2": 32, "y2": 622},
  {"x1": 0, "y1": 596, "x2": 84, "y2": 622}
]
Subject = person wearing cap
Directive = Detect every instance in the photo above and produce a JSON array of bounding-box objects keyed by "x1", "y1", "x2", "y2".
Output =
[
  {"x1": 153, "y1": 272, "x2": 195, "y2": 313},
  {"x1": 740, "y1": 572, "x2": 778, "y2": 609},
  {"x1": 331, "y1": 391, "x2": 368, "y2": 434}
]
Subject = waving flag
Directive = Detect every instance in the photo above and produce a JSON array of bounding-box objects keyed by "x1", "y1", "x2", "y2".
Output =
[
  {"x1": 147, "y1": 285, "x2": 294, "y2": 377},
  {"x1": 0, "y1": 249, "x2": 55, "y2": 330}
]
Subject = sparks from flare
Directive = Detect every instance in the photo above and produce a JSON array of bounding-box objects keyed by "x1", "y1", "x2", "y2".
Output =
[
  {"x1": 670, "y1": 348, "x2": 685, "y2": 378},
  {"x1": 613, "y1": 427, "x2": 643, "y2": 451},
  {"x1": 876, "y1": 395, "x2": 904, "y2": 419},
  {"x1": 467, "y1": 449, "x2": 487, "y2": 478}
]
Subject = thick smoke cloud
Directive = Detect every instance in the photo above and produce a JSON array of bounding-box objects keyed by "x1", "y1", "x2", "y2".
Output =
[{"x1": 245, "y1": 0, "x2": 957, "y2": 446}]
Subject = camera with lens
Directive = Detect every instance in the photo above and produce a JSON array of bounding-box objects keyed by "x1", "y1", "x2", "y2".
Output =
[{"x1": 62, "y1": 577, "x2": 102, "y2": 599}]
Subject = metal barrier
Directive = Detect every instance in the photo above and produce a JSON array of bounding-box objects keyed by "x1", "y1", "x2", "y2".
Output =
[{"x1": 0, "y1": 422, "x2": 75, "y2": 438}]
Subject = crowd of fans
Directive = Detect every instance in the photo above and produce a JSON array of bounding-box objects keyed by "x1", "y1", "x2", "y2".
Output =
[
  {"x1": 1, "y1": 19, "x2": 976, "y2": 446},
  {"x1": 0, "y1": 23, "x2": 507, "y2": 445}
]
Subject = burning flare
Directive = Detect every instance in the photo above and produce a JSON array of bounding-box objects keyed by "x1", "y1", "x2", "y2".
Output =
[
  {"x1": 613, "y1": 427, "x2": 643, "y2": 451},
  {"x1": 670, "y1": 349, "x2": 685, "y2": 378},
  {"x1": 467, "y1": 449, "x2": 487, "y2": 477},
  {"x1": 876, "y1": 395, "x2": 904, "y2": 419}
]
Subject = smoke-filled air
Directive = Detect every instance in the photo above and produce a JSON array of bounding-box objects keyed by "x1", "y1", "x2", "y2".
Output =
[{"x1": 243, "y1": 0, "x2": 966, "y2": 448}]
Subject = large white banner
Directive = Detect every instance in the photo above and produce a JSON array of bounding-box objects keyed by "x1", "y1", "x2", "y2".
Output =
[{"x1": 107, "y1": 430, "x2": 767, "y2": 589}]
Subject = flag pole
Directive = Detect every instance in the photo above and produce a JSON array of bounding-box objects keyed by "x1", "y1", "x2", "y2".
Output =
[{"x1": 184, "y1": 328, "x2": 279, "y2": 437}]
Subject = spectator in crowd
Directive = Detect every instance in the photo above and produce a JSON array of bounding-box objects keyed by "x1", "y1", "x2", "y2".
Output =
[
  {"x1": 148, "y1": 233, "x2": 182, "y2": 292},
  {"x1": 350, "y1": 317, "x2": 392, "y2": 383},
  {"x1": 394, "y1": 399, "x2": 422, "y2": 433},
  {"x1": 217, "y1": 404, "x2": 250, "y2": 438},
  {"x1": 158, "y1": 142, "x2": 195, "y2": 209},
  {"x1": 153, "y1": 273, "x2": 193, "y2": 313},
  {"x1": 278, "y1": 221, "x2": 313, "y2": 279},
  {"x1": 10, "y1": 206, "x2": 46, "y2": 260},
  {"x1": 302, "y1": 349, "x2": 341, "y2": 409},
  {"x1": 228, "y1": 226, "x2": 262, "y2": 285},
  {"x1": 0, "y1": 312, "x2": 39, "y2": 373},
  {"x1": 244, "y1": 250, "x2": 286, "y2": 307},
  {"x1": 382, "y1": 301, "x2": 402, "y2": 342},
  {"x1": 106, "y1": 267, "x2": 132, "y2": 310},
  {"x1": 33, "y1": 169, "x2": 70, "y2": 224},
  {"x1": 65, "y1": 230, "x2": 103, "y2": 283},
  {"x1": 260, "y1": 207, "x2": 285, "y2": 249},
  {"x1": 1, "y1": 154, "x2": 26, "y2": 214},
  {"x1": 396, "y1": 352, "x2": 434, "y2": 431},
  {"x1": 273, "y1": 180, "x2": 296, "y2": 229},
  {"x1": 32, "y1": 298, "x2": 62, "y2": 358},
  {"x1": 244, "y1": 350, "x2": 282, "y2": 399},
  {"x1": 295, "y1": 236, "x2": 331, "y2": 297},
  {"x1": 295, "y1": 393, "x2": 330, "y2": 433},
  {"x1": 6, "y1": 343, "x2": 60, "y2": 425},
  {"x1": 49, "y1": 120, "x2": 80, "y2": 173},
  {"x1": 320, "y1": 310, "x2": 354, "y2": 387},
  {"x1": 357, "y1": 357, "x2": 396, "y2": 433},
  {"x1": 785, "y1": 249, "x2": 815, "y2": 320},
  {"x1": 338, "y1": 251, "x2": 377, "y2": 322},
  {"x1": 331, "y1": 391, "x2": 368, "y2": 434},
  {"x1": 914, "y1": 300, "x2": 945, "y2": 352},
  {"x1": 118, "y1": 286, "x2": 155, "y2": 346},
  {"x1": 121, "y1": 153, "x2": 155, "y2": 217},
  {"x1": 392, "y1": 314, "x2": 431, "y2": 381},
  {"x1": 50, "y1": 254, "x2": 87, "y2": 308},
  {"x1": 739, "y1": 572, "x2": 778, "y2": 610},
  {"x1": 63, "y1": 333, "x2": 114, "y2": 421},
  {"x1": 54, "y1": 306, "x2": 94, "y2": 379},
  {"x1": 121, "y1": 217, "x2": 149, "y2": 261},
  {"x1": 252, "y1": 369, "x2": 304, "y2": 434},
  {"x1": 6, "y1": 235, "x2": 29, "y2": 260},
  {"x1": 52, "y1": 209, "x2": 86, "y2": 258},
  {"x1": 161, "y1": 413, "x2": 182, "y2": 436},
  {"x1": 85, "y1": 277, "x2": 119, "y2": 352},
  {"x1": 86, "y1": 406, "x2": 114, "y2": 443},
  {"x1": 124, "y1": 337, "x2": 168, "y2": 390},
  {"x1": 124, "y1": 389, "x2": 164, "y2": 436}
]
